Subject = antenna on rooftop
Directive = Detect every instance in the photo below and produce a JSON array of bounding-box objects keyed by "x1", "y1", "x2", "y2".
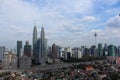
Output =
[
  {"x1": 94, "y1": 32, "x2": 97, "y2": 57},
  {"x1": 94, "y1": 32, "x2": 97, "y2": 47}
]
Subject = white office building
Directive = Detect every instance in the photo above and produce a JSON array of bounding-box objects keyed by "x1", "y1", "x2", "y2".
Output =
[{"x1": 72, "y1": 48, "x2": 82, "y2": 59}]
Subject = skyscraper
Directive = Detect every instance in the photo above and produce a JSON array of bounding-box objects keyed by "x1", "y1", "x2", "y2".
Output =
[
  {"x1": 90, "y1": 45, "x2": 96, "y2": 57},
  {"x1": 103, "y1": 43, "x2": 108, "y2": 57},
  {"x1": 39, "y1": 27, "x2": 47, "y2": 64},
  {"x1": 0, "y1": 46, "x2": 5, "y2": 62},
  {"x1": 98, "y1": 43, "x2": 103, "y2": 57},
  {"x1": 17, "y1": 41, "x2": 22, "y2": 68},
  {"x1": 33, "y1": 25, "x2": 37, "y2": 62},
  {"x1": 32, "y1": 25, "x2": 47, "y2": 64},
  {"x1": 17, "y1": 41, "x2": 22, "y2": 58},
  {"x1": 24, "y1": 41, "x2": 31, "y2": 57},
  {"x1": 52, "y1": 44, "x2": 58, "y2": 61},
  {"x1": 81, "y1": 46, "x2": 86, "y2": 57},
  {"x1": 118, "y1": 46, "x2": 120, "y2": 56},
  {"x1": 94, "y1": 32, "x2": 97, "y2": 58},
  {"x1": 108, "y1": 45, "x2": 116, "y2": 56}
]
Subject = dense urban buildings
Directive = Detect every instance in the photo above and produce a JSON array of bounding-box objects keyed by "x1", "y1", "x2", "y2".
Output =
[
  {"x1": 14, "y1": 31, "x2": 120, "y2": 67},
  {"x1": 0, "y1": 26, "x2": 120, "y2": 79},
  {"x1": 0, "y1": 0, "x2": 120, "y2": 79}
]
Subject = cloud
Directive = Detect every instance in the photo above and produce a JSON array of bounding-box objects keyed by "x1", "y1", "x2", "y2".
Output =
[
  {"x1": 9, "y1": 25, "x2": 25, "y2": 33},
  {"x1": 36, "y1": 0, "x2": 94, "y2": 15},
  {"x1": 81, "y1": 16, "x2": 99, "y2": 22},
  {"x1": 63, "y1": 24, "x2": 85, "y2": 33},
  {"x1": 0, "y1": 0, "x2": 120, "y2": 48},
  {"x1": 106, "y1": 15, "x2": 120, "y2": 28},
  {"x1": 0, "y1": 0, "x2": 41, "y2": 25},
  {"x1": 90, "y1": 29, "x2": 102, "y2": 33}
]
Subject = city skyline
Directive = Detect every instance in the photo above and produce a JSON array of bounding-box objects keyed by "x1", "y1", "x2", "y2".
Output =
[{"x1": 0, "y1": 0, "x2": 120, "y2": 48}]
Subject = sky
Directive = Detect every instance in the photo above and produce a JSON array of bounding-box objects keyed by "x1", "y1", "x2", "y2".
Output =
[{"x1": 0, "y1": 0, "x2": 120, "y2": 48}]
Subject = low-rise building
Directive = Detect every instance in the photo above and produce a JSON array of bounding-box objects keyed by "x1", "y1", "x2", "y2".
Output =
[
  {"x1": 85, "y1": 66, "x2": 94, "y2": 71},
  {"x1": 106, "y1": 56, "x2": 120, "y2": 64},
  {"x1": 20, "y1": 55, "x2": 31, "y2": 69}
]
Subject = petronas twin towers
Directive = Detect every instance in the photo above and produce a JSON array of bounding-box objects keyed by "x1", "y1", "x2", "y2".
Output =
[{"x1": 33, "y1": 25, "x2": 47, "y2": 64}]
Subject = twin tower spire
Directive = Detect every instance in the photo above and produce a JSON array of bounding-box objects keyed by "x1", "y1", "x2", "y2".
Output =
[
  {"x1": 33, "y1": 25, "x2": 45, "y2": 45},
  {"x1": 33, "y1": 25, "x2": 47, "y2": 64}
]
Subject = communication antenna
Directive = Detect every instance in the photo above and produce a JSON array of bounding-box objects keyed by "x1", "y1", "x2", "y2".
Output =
[
  {"x1": 94, "y1": 32, "x2": 97, "y2": 57},
  {"x1": 94, "y1": 32, "x2": 97, "y2": 47}
]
